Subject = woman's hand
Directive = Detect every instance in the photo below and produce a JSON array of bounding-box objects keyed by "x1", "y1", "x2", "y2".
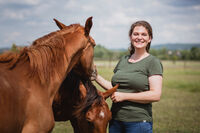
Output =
[
  {"x1": 111, "y1": 92, "x2": 125, "y2": 103},
  {"x1": 90, "y1": 65, "x2": 98, "y2": 81}
]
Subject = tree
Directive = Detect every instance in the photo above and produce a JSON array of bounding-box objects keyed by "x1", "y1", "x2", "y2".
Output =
[
  {"x1": 190, "y1": 47, "x2": 200, "y2": 60},
  {"x1": 10, "y1": 43, "x2": 20, "y2": 53},
  {"x1": 180, "y1": 50, "x2": 190, "y2": 68}
]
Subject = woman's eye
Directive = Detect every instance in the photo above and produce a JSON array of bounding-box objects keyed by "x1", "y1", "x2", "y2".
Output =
[
  {"x1": 142, "y1": 33, "x2": 147, "y2": 36},
  {"x1": 133, "y1": 33, "x2": 138, "y2": 36}
]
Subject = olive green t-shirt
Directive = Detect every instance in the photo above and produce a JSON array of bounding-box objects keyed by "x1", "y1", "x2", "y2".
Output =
[{"x1": 111, "y1": 54, "x2": 163, "y2": 122}]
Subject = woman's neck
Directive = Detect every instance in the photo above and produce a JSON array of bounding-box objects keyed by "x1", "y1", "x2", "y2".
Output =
[{"x1": 129, "y1": 49, "x2": 149, "y2": 63}]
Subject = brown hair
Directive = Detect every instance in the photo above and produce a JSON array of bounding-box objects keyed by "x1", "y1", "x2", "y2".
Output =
[{"x1": 128, "y1": 21, "x2": 153, "y2": 55}]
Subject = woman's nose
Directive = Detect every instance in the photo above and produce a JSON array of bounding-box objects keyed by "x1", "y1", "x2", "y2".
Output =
[{"x1": 138, "y1": 34, "x2": 142, "y2": 39}]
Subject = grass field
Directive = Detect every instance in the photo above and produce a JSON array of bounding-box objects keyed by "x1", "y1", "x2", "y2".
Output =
[{"x1": 52, "y1": 60, "x2": 200, "y2": 133}]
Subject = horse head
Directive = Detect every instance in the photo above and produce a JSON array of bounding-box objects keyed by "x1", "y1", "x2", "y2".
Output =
[
  {"x1": 53, "y1": 68, "x2": 119, "y2": 133},
  {"x1": 53, "y1": 17, "x2": 95, "y2": 78},
  {"x1": 76, "y1": 81, "x2": 119, "y2": 133}
]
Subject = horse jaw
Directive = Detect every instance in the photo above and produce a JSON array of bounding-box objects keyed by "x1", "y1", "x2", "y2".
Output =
[{"x1": 102, "y1": 84, "x2": 119, "y2": 99}]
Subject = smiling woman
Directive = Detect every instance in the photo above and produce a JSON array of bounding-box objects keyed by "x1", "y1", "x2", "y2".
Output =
[{"x1": 92, "y1": 20, "x2": 163, "y2": 133}]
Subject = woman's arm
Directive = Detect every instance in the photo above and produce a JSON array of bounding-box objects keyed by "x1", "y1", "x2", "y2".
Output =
[
  {"x1": 91, "y1": 65, "x2": 113, "y2": 90},
  {"x1": 111, "y1": 75, "x2": 162, "y2": 104},
  {"x1": 95, "y1": 74, "x2": 113, "y2": 90}
]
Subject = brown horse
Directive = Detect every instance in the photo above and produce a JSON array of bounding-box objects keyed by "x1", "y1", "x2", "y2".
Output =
[
  {"x1": 0, "y1": 17, "x2": 95, "y2": 133},
  {"x1": 53, "y1": 70, "x2": 118, "y2": 133}
]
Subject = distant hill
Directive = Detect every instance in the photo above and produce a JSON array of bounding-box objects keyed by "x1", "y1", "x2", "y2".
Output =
[
  {"x1": 151, "y1": 43, "x2": 200, "y2": 50},
  {"x1": 1, "y1": 43, "x2": 200, "y2": 54},
  {"x1": 0, "y1": 48, "x2": 9, "y2": 53},
  {"x1": 109, "y1": 43, "x2": 200, "y2": 51}
]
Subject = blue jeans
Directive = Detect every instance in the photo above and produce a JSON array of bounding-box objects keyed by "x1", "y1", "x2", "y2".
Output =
[{"x1": 109, "y1": 119, "x2": 153, "y2": 133}]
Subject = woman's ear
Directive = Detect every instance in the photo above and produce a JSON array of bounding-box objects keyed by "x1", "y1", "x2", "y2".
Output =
[{"x1": 148, "y1": 36, "x2": 152, "y2": 43}]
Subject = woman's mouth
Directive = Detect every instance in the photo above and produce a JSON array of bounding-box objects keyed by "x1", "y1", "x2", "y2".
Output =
[{"x1": 135, "y1": 41, "x2": 144, "y2": 44}]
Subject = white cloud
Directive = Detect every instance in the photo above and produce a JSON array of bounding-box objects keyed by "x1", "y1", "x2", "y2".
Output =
[
  {"x1": 0, "y1": 0, "x2": 41, "y2": 5},
  {"x1": 1, "y1": 9, "x2": 27, "y2": 20},
  {"x1": 0, "y1": 0, "x2": 200, "y2": 48},
  {"x1": 108, "y1": 12, "x2": 133, "y2": 26},
  {"x1": 81, "y1": 5, "x2": 96, "y2": 12},
  {"x1": 197, "y1": 24, "x2": 200, "y2": 29},
  {"x1": 193, "y1": 5, "x2": 200, "y2": 11},
  {"x1": 164, "y1": 23, "x2": 194, "y2": 31},
  {"x1": 64, "y1": 0, "x2": 79, "y2": 10},
  {"x1": 4, "y1": 32, "x2": 21, "y2": 43}
]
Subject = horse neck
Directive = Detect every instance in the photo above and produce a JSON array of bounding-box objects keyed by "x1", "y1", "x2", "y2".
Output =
[
  {"x1": 64, "y1": 42, "x2": 87, "y2": 75},
  {"x1": 29, "y1": 29, "x2": 88, "y2": 105},
  {"x1": 49, "y1": 44, "x2": 86, "y2": 105}
]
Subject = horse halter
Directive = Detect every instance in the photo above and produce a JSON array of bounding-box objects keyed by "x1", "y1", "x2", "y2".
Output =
[{"x1": 82, "y1": 37, "x2": 95, "y2": 52}]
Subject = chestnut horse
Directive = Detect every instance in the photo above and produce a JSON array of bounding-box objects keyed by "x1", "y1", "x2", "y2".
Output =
[
  {"x1": 53, "y1": 70, "x2": 118, "y2": 133},
  {"x1": 0, "y1": 17, "x2": 95, "y2": 133}
]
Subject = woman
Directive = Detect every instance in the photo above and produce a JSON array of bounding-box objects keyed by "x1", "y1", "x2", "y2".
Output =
[{"x1": 93, "y1": 20, "x2": 163, "y2": 133}]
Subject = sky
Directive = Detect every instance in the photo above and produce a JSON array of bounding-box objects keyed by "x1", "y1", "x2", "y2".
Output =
[{"x1": 0, "y1": 0, "x2": 200, "y2": 49}]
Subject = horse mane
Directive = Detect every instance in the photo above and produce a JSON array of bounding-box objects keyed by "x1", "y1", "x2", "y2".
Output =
[
  {"x1": 75, "y1": 80, "x2": 103, "y2": 118},
  {"x1": 60, "y1": 69, "x2": 102, "y2": 118},
  {"x1": 0, "y1": 23, "x2": 82, "y2": 85},
  {"x1": 32, "y1": 24, "x2": 81, "y2": 46},
  {"x1": 72, "y1": 73, "x2": 103, "y2": 119},
  {"x1": 0, "y1": 51, "x2": 20, "y2": 64}
]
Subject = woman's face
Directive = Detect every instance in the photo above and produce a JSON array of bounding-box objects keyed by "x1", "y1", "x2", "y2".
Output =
[{"x1": 130, "y1": 26, "x2": 151, "y2": 51}]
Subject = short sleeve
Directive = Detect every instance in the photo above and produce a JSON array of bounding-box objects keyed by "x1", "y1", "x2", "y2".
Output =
[
  {"x1": 113, "y1": 59, "x2": 121, "y2": 73},
  {"x1": 113, "y1": 55, "x2": 126, "y2": 73},
  {"x1": 148, "y1": 58, "x2": 163, "y2": 76}
]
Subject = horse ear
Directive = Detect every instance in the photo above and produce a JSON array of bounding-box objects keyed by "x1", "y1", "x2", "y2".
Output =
[
  {"x1": 103, "y1": 84, "x2": 119, "y2": 99},
  {"x1": 53, "y1": 18, "x2": 67, "y2": 30},
  {"x1": 84, "y1": 16, "x2": 93, "y2": 37},
  {"x1": 79, "y1": 81, "x2": 87, "y2": 99}
]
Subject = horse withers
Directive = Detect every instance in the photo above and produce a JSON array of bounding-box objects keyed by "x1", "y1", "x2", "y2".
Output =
[
  {"x1": 0, "y1": 17, "x2": 95, "y2": 133},
  {"x1": 53, "y1": 70, "x2": 119, "y2": 133}
]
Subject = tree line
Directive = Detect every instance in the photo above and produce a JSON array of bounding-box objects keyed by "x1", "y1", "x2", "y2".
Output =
[
  {"x1": 1, "y1": 43, "x2": 200, "y2": 61},
  {"x1": 94, "y1": 45, "x2": 200, "y2": 61}
]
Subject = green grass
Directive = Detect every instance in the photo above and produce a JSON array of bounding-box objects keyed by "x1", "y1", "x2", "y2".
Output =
[
  {"x1": 52, "y1": 122, "x2": 73, "y2": 133},
  {"x1": 53, "y1": 60, "x2": 200, "y2": 133},
  {"x1": 163, "y1": 61, "x2": 200, "y2": 92}
]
